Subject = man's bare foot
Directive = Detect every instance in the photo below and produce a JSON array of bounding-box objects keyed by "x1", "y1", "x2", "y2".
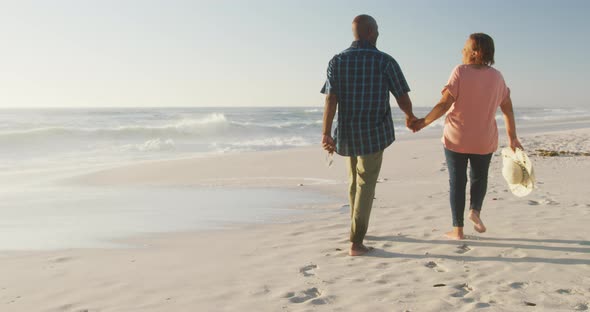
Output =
[
  {"x1": 444, "y1": 227, "x2": 465, "y2": 240},
  {"x1": 469, "y1": 210, "x2": 487, "y2": 233},
  {"x1": 349, "y1": 243, "x2": 374, "y2": 256}
]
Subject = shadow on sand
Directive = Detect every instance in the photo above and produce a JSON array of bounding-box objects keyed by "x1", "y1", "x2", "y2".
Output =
[{"x1": 363, "y1": 235, "x2": 590, "y2": 265}]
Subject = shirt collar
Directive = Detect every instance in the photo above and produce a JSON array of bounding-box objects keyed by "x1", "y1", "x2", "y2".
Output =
[{"x1": 350, "y1": 40, "x2": 377, "y2": 49}]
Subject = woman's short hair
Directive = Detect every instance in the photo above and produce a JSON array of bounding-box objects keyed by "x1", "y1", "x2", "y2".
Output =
[{"x1": 469, "y1": 33, "x2": 495, "y2": 66}]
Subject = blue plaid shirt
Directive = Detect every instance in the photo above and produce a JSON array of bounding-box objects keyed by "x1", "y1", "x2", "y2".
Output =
[{"x1": 321, "y1": 40, "x2": 410, "y2": 156}]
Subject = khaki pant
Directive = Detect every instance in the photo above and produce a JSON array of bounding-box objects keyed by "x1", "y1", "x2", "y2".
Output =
[{"x1": 346, "y1": 151, "x2": 383, "y2": 244}]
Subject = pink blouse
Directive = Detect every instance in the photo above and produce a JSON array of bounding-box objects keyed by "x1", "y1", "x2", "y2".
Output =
[{"x1": 442, "y1": 64, "x2": 510, "y2": 154}]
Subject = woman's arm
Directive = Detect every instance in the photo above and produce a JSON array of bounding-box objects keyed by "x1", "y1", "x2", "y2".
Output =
[
  {"x1": 411, "y1": 89, "x2": 455, "y2": 132},
  {"x1": 499, "y1": 95, "x2": 523, "y2": 151},
  {"x1": 424, "y1": 89, "x2": 455, "y2": 126}
]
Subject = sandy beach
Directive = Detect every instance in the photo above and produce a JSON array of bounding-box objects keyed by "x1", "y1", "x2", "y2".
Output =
[{"x1": 1, "y1": 126, "x2": 590, "y2": 312}]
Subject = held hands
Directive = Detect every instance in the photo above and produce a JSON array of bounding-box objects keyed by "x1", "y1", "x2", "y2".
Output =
[
  {"x1": 405, "y1": 114, "x2": 417, "y2": 130},
  {"x1": 406, "y1": 114, "x2": 426, "y2": 133},
  {"x1": 408, "y1": 116, "x2": 427, "y2": 133},
  {"x1": 322, "y1": 134, "x2": 335, "y2": 153}
]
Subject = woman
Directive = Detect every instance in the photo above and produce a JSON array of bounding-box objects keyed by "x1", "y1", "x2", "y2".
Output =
[{"x1": 412, "y1": 33, "x2": 523, "y2": 239}]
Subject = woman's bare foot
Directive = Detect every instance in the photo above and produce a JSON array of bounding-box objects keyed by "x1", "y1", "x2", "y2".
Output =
[
  {"x1": 444, "y1": 227, "x2": 465, "y2": 240},
  {"x1": 349, "y1": 243, "x2": 374, "y2": 256},
  {"x1": 469, "y1": 210, "x2": 487, "y2": 233}
]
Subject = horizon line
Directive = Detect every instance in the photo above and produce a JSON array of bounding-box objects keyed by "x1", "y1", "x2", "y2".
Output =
[{"x1": 0, "y1": 105, "x2": 569, "y2": 110}]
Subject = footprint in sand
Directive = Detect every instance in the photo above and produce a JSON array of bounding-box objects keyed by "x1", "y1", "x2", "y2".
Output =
[
  {"x1": 540, "y1": 198, "x2": 559, "y2": 205},
  {"x1": 455, "y1": 244, "x2": 471, "y2": 254},
  {"x1": 251, "y1": 285, "x2": 271, "y2": 296},
  {"x1": 374, "y1": 279, "x2": 389, "y2": 285},
  {"x1": 309, "y1": 298, "x2": 328, "y2": 305},
  {"x1": 574, "y1": 303, "x2": 588, "y2": 311},
  {"x1": 299, "y1": 264, "x2": 317, "y2": 277},
  {"x1": 509, "y1": 282, "x2": 528, "y2": 289},
  {"x1": 287, "y1": 287, "x2": 322, "y2": 304},
  {"x1": 57, "y1": 305, "x2": 90, "y2": 312},
  {"x1": 556, "y1": 288, "x2": 573, "y2": 295},
  {"x1": 375, "y1": 262, "x2": 390, "y2": 269},
  {"x1": 528, "y1": 200, "x2": 540, "y2": 206},
  {"x1": 49, "y1": 257, "x2": 72, "y2": 263},
  {"x1": 451, "y1": 283, "x2": 473, "y2": 298},
  {"x1": 425, "y1": 261, "x2": 447, "y2": 273}
]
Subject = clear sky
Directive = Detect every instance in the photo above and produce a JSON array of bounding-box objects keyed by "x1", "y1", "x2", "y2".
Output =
[{"x1": 0, "y1": 0, "x2": 588, "y2": 108}]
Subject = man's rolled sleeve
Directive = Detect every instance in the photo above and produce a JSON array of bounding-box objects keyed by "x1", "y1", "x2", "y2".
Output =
[
  {"x1": 320, "y1": 79, "x2": 332, "y2": 94},
  {"x1": 385, "y1": 59, "x2": 410, "y2": 99},
  {"x1": 320, "y1": 58, "x2": 337, "y2": 95}
]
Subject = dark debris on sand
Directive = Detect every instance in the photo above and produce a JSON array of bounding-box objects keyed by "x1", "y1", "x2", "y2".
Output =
[{"x1": 532, "y1": 149, "x2": 590, "y2": 157}]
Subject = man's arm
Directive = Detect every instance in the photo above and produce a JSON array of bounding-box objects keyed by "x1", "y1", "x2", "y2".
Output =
[
  {"x1": 395, "y1": 92, "x2": 417, "y2": 128},
  {"x1": 500, "y1": 95, "x2": 523, "y2": 151},
  {"x1": 322, "y1": 93, "x2": 338, "y2": 153}
]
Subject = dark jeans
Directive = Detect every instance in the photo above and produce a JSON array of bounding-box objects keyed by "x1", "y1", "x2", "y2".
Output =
[{"x1": 444, "y1": 148, "x2": 493, "y2": 227}]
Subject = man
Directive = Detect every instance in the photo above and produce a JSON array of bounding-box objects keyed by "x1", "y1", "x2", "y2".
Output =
[{"x1": 321, "y1": 15, "x2": 416, "y2": 256}]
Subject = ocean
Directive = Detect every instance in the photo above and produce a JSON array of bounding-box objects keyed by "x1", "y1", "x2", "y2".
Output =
[
  {"x1": 1, "y1": 106, "x2": 588, "y2": 250},
  {"x1": 3, "y1": 106, "x2": 589, "y2": 179},
  {"x1": 0, "y1": 107, "x2": 324, "y2": 180}
]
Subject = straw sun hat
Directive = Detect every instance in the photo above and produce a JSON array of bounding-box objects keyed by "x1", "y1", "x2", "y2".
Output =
[{"x1": 501, "y1": 147, "x2": 535, "y2": 197}]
